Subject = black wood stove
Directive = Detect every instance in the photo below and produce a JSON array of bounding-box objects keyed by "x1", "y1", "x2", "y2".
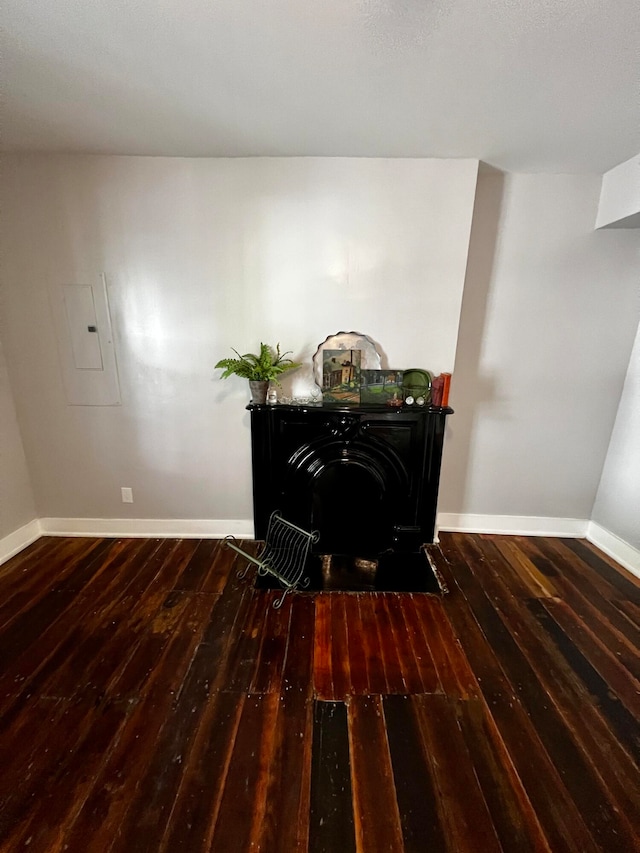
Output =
[{"x1": 248, "y1": 403, "x2": 452, "y2": 569}]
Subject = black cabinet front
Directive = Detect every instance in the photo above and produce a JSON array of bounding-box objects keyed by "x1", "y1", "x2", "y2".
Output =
[{"x1": 249, "y1": 404, "x2": 452, "y2": 557}]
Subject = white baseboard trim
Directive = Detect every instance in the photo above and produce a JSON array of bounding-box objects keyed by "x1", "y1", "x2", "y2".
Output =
[
  {"x1": 586, "y1": 522, "x2": 640, "y2": 579},
  {"x1": 5, "y1": 516, "x2": 637, "y2": 581},
  {"x1": 0, "y1": 519, "x2": 42, "y2": 566},
  {"x1": 39, "y1": 517, "x2": 255, "y2": 539},
  {"x1": 436, "y1": 513, "x2": 588, "y2": 538}
]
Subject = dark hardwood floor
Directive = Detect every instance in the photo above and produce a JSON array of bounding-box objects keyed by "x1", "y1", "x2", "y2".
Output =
[{"x1": 0, "y1": 532, "x2": 638, "y2": 851}]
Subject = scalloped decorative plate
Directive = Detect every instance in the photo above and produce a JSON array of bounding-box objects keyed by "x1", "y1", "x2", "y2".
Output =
[{"x1": 312, "y1": 331, "x2": 382, "y2": 388}]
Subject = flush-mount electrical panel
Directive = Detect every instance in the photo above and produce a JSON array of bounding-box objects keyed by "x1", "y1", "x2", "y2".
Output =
[{"x1": 50, "y1": 274, "x2": 121, "y2": 405}]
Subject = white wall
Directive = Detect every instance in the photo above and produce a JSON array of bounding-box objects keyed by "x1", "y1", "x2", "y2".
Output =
[
  {"x1": 0, "y1": 334, "x2": 37, "y2": 539},
  {"x1": 440, "y1": 171, "x2": 640, "y2": 522},
  {"x1": 0, "y1": 155, "x2": 478, "y2": 524},
  {"x1": 591, "y1": 319, "x2": 640, "y2": 550}
]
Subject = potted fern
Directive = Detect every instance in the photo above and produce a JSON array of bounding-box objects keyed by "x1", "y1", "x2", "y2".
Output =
[{"x1": 215, "y1": 342, "x2": 301, "y2": 403}]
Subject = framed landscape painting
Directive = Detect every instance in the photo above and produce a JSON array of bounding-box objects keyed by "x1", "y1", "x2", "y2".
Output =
[
  {"x1": 360, "y1": 370, "x2": 404, "y2": 405},
  {"x1": 322, "y1": 349, "x2": 361, "y2": 403}
]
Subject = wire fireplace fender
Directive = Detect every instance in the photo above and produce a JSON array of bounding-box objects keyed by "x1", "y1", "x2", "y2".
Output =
[{"x1": 248, "y1": 403, "x2": 453, "y2": 557}]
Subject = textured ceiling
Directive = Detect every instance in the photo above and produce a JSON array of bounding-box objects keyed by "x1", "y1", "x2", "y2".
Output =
[{"x1": 1, "y1": 0, "x2": 639, "y2": 172}]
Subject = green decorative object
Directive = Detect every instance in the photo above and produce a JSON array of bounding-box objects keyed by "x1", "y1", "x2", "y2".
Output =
[{"x1": 402, "y1": 368, "x2": 432, "y2": 404}]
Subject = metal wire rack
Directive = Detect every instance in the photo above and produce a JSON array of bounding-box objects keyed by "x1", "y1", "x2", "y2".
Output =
[{"x1": 223, "y1": 511, "x2": 319, "y2": 608}]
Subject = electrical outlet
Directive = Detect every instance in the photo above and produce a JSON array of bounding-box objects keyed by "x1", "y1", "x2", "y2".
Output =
[{"x1": 121, "y1": 487, "x2": 133, "y2": 503}]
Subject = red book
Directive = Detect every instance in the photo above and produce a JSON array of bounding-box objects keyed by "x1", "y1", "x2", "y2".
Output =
[{"x1": 441, "y1": 373, "x2": 452, "y2": 407}]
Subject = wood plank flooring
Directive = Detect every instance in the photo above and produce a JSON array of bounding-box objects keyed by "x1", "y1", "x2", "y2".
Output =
[{"x1": 0, "y1": 533, "x2": 638, "y2": 851}]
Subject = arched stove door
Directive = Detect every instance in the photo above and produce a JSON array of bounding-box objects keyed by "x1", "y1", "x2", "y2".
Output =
[{"x1": 284, "y1": 426, "x2": 410, "y2": 556}]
